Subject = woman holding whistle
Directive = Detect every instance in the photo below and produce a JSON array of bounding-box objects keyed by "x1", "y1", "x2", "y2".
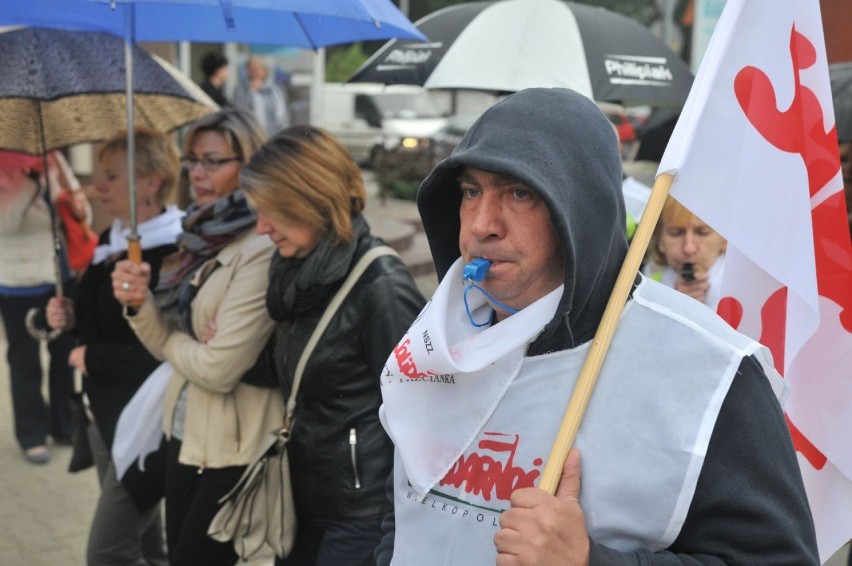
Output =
[{"x1": 644, "y1": 196, "x2": 727, "y2": 309}]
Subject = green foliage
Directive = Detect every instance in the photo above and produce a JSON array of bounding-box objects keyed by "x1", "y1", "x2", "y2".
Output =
[
  {"x1": 325, "y1": 44, "x2": 369, "y2": 82},
  {"x1": 380, "y1": 176, "x2": 421, "y2": 201}
]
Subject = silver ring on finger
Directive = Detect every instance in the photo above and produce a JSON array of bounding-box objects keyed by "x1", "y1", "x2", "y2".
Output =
[{"x1": 122, "y1": 281, "x2": 131, "y2": 292}]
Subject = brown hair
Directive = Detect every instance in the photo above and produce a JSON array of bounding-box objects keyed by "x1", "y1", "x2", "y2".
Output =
[
  {"x1": 240, "y1": 126, "x2": 366, "y2": 246},
  {"x1": 98, "y1": 127, "x2": 180, "y2": 205},
  {"x1": 184, "y1": 107, "x2": 267, "y2": 164}
]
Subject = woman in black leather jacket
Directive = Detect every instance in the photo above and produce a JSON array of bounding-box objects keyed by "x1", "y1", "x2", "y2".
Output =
[{"x1": 241, "y1": 126, "x2": 425, "y2": 566}]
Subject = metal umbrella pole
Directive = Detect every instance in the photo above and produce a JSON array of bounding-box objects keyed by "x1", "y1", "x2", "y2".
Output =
[
  {"x1": 122, "y1": 1, "x2": 142, "y2": 264},
  {"x1": 24, "y1": 106, "x2": 65, "y2": 341}
]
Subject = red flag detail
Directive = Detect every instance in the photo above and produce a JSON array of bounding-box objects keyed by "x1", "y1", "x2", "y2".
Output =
[
  {"x1": 733, "y1": 26, "x2": 839, "y2": 198},
  {"x1": 758, "y1": 287, "x2": 788, "y2": 376},
  {"x1": 786, "y1": 414, "x2": 828, "y2": 470},
  {"x1": 716, "y1": 296, "x2": 743, "y2": 329},
  {"x1": 812, "y1": 192, "x2": 852, "y2": 331}
]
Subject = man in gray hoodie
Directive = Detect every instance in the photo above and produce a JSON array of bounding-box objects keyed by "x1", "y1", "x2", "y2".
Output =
[{"x1": 376, "y1": 88, "x2": 818, "y2": 565}]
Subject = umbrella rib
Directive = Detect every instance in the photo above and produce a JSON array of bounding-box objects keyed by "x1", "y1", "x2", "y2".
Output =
[
  {"x1": 293, "y1": 14, "x2": 319, "y2": 51},
  {"x1": 34, "y1": 99, "x2": 65, "y2": 297}
]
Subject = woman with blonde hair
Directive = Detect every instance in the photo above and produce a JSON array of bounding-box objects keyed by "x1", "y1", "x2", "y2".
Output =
[
  {"x1": 644, "y1": 196, "x2": 727, "y2": 309},
  {"x1": 241, "y1": 126, "x2": 424, "y2": 565},
  {"x1": 111, "y1": 108, "x2": 284, "y2": 566},
  {"x1": 47, "y1": 127, "x2": 183, "y2": 565}
]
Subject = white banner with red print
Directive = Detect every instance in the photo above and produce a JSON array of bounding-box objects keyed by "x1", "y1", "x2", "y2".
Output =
[
  {"x1": 380, "y1": 257, "x2": 563, "y2": 495},
  {"x1": 658, "y1": 0, "x2": 852, "y2": 559}
]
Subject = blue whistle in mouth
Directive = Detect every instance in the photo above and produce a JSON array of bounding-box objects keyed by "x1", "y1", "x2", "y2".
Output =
[
  {"x1": 461, "y1": 257, "x2": 517, "y2": 325},
  {"x1": 463, "y1": 258, "x2": 492, "y2": 282}
]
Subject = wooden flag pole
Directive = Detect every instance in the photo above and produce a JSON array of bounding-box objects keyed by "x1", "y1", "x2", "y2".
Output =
[{"x1": 539, "y1": 172, "x2": 674, "y2": 494}]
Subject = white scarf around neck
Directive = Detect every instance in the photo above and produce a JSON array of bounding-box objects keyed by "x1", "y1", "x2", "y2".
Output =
[
  {"x1": 92, "y1": 205, "x2": 184, "y2": 265},
  {"x1": 381, "y1": 257, "x2": 562, "y2": 494}
]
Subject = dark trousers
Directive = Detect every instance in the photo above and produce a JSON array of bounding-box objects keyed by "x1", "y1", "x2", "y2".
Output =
[
  {"x1": 164, "y1": 438, "x2": 245, "y2": 566},
  {"x1": 276, "y1": 514, "x2": 384, "y2": 566},
  {"x1": 87, "y1": 421, "x2": 167, "y2": 566},
  {"x1": 0, "y1": 289, "x2": 74, "y2": 449}
]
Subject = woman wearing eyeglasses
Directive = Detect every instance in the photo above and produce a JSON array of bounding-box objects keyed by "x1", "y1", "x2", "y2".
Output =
[{"x1": 112, "y1": 108, "x2": 285, "y2": 566}]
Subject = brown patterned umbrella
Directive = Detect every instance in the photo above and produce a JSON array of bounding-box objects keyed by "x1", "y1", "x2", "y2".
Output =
[{"x1": 0, "y1": 27, "x2": 216, "y2": 155}]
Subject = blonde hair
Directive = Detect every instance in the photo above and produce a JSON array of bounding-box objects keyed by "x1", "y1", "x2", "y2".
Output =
[
  {"x1": 241, "y1": 126, "x2": 366, "y2": 246},
  {"x1": 650, "y1": 196, "x2": 697, "y2": 265},
  {"x1": 184, "y1": 107, "x2": 267, "y2": 163},
  {"x1": 98, "y1": 127, "x2": 180, "y2": 205}
]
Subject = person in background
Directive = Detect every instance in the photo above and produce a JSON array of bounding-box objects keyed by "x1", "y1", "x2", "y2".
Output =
[
  {"x1": 233, "y1": 56, "x2": 289, "y2": 135},
  {"x1": 839, "y1": 138, "x2": 851, "y2": 234},
  {"x1": 0, "y1": 150, "x2": 81, "y2": 464},
  {"x1": 240, "y1": 126, "x2": 425, "y2": 566},
  {"x1": 199, "y1": 52, "x2": 230, "y2": 108},
  {"x1": 111, "y1": 108, "x2": 284, "y2": 566},
  {"x1": 375, "y1": 88, "x2": 817, "y2": 564},
  {"x1": 643, "y1": 195, "x2": 727, "y2": 310},
  {"x1": 47, "y1": 128, "x2": 183, "y2": 566}
]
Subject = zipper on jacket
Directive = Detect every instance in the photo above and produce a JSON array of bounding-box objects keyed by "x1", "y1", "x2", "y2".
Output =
[{"x1": 349, "y1": 428, "x2": 361, "y2": 489}]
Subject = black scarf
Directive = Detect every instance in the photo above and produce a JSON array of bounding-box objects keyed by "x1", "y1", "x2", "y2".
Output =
[{"x1": 266, "y1": 215, "x2": 369, "y2": 322}]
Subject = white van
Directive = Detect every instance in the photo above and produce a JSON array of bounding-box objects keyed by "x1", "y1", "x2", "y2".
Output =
[{"x1": 320, "y1": 83, "x2": 447, "y2": 169}]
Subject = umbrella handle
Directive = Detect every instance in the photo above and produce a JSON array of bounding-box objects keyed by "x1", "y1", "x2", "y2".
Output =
[
  {"x1": 127, "y1": 235, "x2": 142, "y2": 264},
  {"x1": 25, "y1": 308, "x2": 63, "y2": 342},
  {"x1": 538, "y1": 172, "x2": 674, "y2": 494}
]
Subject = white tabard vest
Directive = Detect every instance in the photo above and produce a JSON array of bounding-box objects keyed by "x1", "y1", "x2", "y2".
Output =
[{"x1": 380, "y1": 262, "x2": 784, "y2": 565}]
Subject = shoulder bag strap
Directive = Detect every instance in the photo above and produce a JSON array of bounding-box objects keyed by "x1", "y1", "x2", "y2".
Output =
[{"x1": 283, "y1": 245, "x2": 399, "y2": 426}]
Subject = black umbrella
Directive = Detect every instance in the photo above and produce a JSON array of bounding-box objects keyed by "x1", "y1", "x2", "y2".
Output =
[
  {"x1": 830, "y1": 62, "x2": 852, "y2": 143},
  {"x1": 349, "y1": 0, "x2": 693, "y2": 107}
]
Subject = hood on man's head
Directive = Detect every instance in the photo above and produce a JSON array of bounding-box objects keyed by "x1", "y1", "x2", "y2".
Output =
[{"x1": 417, "y1": 87, "x2": 628, "y2": 352}]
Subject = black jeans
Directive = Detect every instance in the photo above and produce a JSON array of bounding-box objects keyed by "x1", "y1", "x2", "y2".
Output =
[
  {"x1": 0, "y1": 288, "x2": 74, "y2": 449},
  {"x1": 165, "y1": 438, "x2": 246, "y2": 566},
  {"x1": 276, "y1": 513, "x2": 384, "y2": 566}
]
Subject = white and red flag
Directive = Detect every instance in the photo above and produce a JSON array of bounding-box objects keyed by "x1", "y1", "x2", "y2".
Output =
[{"x1": 658, "y1": 0, "x2": 852, "y2": 560}]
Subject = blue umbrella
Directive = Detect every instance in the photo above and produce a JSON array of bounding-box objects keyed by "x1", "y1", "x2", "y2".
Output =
[{"x1": 0, "y1": 0, "x2": 427, "y2": 47}]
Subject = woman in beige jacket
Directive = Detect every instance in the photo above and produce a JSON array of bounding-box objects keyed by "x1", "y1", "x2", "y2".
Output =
[{"x1": 112, "y1": 108, "x2": 284, "y2": 566}]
